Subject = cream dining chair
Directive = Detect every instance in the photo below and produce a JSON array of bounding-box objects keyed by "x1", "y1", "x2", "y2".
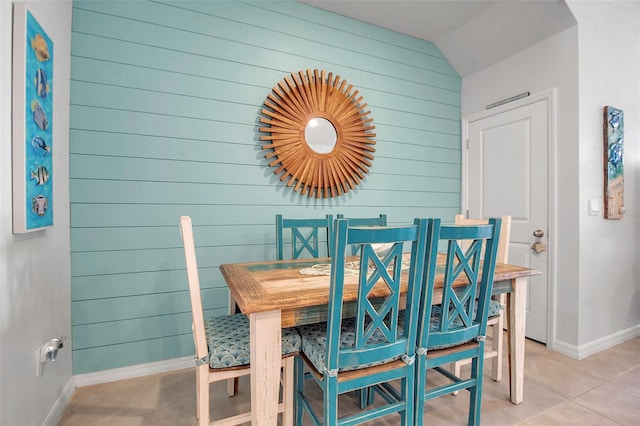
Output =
[
  {"x1": 451, "y1": 214, "x2": 511, "y2": 384},
  {"x1": 180, "y1": 216, "x2": 300, "y2": 426}
]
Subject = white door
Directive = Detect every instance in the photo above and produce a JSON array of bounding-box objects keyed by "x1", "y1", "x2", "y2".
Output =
[{"x1": 466, "y1": 98, "x2": 549, "y2": 343}]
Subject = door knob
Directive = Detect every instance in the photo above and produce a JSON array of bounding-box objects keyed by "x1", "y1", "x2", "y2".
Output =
[
  {"x1": 531, "y1": 229, "x2": 546, "y2": 253},
  {"x1": 531, "y1": 241, "x2": 547, "y2": 253}
]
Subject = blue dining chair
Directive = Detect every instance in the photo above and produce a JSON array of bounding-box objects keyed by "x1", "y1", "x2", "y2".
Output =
[
  {"x1": 179, "y1": 216, "x2": 301, "y2": 425},
  {"x1": 275, "y1": 214, "x2": 333, "y2": 260},
  {"x1": 336, "y1": 214, "x2": 388, "y2": 256},
  {"x1": 336, "y1": 214, "x2": 390, "y2": 407},
  {"x1": 294, "y1": 218, "x2": 431, "y2": 425},
  {"x1": 414, "y1": 218, "x2": 502, "y2": 426}
]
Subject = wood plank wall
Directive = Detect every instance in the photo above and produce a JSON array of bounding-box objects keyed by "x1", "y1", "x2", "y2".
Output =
[{"x1": 70, "y1": 0, "x2": 461, "y2": 374}]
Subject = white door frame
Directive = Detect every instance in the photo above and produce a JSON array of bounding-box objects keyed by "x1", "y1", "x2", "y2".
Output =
[{"x1": 461, "y1": 89, "x2": 557, "y2": 349}]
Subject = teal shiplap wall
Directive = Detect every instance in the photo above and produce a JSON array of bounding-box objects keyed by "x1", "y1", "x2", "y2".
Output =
[{"x1": 70, "y1": 0, "x2": 461, "y2": 374}]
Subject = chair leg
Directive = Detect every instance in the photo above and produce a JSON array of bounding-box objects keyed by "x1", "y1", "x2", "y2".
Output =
[
  {"x1": 226, "y1": 293, "x2": 239, "y2": 397},
  {"x1": 450, "y1": 360, "x2": 462, "y2": 395},
  {"x1": 281, "y1": 356, "x2": 295, "y2": 426},
  {"x1": 324, "y1": 377, "x2": 339, "y2": 426},
  {"x1": 401, "y1": 375, "x2": 414, "y2": 426},
  {"x1": 294, "y1": 356, "x2": 305, "y2": 426},
  {"x1": 491, "y1": 295, "x2": 506, "y2": 382},
  {"x1": 415, "y1": 360, "x2": 427, "y2": 426},
  {"x1": 226, "y1": 377, "x2": 238, "y2": 397},
  {"x1": 358, "y1": 387, "x2": 371, "y2": 409},
  {"x1": 468, "y1": 345, "x2": 484, "y2": 426},
  {"x1": 196, "y1": 367, "x2": 210, "y2": 426}
]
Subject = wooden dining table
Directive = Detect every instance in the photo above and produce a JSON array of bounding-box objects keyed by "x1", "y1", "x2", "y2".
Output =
[{"x1": 220, "y1": 255, "x2": 540, "y2": 425}]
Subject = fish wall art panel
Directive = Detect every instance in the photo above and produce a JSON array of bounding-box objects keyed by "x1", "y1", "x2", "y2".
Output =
[
  {"x1": 12, "y1": 4, "x2": 54, "y2": 233},
  {"x1": 603, "y1": 106, "x2": 624, "y2": 219}
]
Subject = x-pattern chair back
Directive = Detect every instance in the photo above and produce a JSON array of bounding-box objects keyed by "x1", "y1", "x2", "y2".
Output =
[
  {"x1": 292, "y1": 227, "x2": 320, "y2": 258},
  {"x1": 326, "y1": 219, "x2": 427, "y2": 375},
  {"x1": 422, "y1": 221, "x2": 501, "y2": 348},
  {"x1": 275, "y1": 214, "x2": 333, "y2": 260},
  {"x1": 437, "y1": 237, "x2": 484, "y2": 331},
  {"x1": 353, "y1": 242, "x2": 404, "y2": 349}
]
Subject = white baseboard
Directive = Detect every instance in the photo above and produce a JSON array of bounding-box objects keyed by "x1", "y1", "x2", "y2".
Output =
[
  {"x1": 551, "y1": 323, "x2": 640, "y2": 360},
  {"x1": 74, "y1": 356, "x2": 194, "y2": 387},
  {"x1": 43, "y1": 376, "x2": 76, "y2": 426}
]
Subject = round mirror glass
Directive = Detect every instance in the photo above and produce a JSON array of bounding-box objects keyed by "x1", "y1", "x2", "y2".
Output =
[{"x1": 305, "y1": 118, "x2": 337, "y2": 154}]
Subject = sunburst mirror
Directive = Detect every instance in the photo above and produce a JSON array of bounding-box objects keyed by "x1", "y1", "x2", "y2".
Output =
[{"x1": 260, "y1": 69, "x2": 376, "y2": 198}]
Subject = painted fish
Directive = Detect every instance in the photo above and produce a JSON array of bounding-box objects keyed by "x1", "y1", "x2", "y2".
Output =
[
  {"x1": 34, "y1": 68, "x2": 49, "y2": 98},
  {"x1": 30, "y1": 165, "x2": 49, "y2": 186},
  {"x1": 31, "y1": 34, "x2": 50, "y2": 62},
  {"x1": 31, "y1": 136, "x2": 50, "y2": 156},
  {"x1": 609, "y1": 111, "x2": 621, "y2": 130},
  {"x1": 31, "y1": 100, "x2": 48, "y2": 130},
  {"x1": 32, "y1": 194, "x2": 48, "y2": 217},
  {"x1": 609, "y1": 138, "x2": 623, "y2": 166}
]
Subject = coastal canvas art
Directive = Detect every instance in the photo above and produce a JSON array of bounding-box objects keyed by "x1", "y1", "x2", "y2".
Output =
[
  {"x1": 12, "y1": 4, "x2": 54, "y2": 233},
  {"x1": 603, "y1": 106, "x2": 624, "y2": 219}
]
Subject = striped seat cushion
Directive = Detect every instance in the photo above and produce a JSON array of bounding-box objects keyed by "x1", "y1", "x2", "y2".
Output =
[{"x1": 203, "y1": 314, "x2": 301, "y2": 369}]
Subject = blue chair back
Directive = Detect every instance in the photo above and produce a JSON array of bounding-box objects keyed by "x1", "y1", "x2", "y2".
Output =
[
  {"x1": 413, "y1": 218, "x2": 501, "y2": 426},
  {"x1": 418, "y1": 218, "x2": 501, "y2": 350},
  {"x1": 275, "y1": 214, "x2": 333, "y2": 260},
  {"x1": 325, "y1": 218, "x2": 429, "y2": 374},
  {"x1": 336, "y1": 214, "x2": 387, "y2": 226},
  {"x1": 336, "y1": 214, "x2": 388, "y2": 255}
]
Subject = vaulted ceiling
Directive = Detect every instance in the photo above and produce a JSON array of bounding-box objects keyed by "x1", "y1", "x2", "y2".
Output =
[{"x1": 297, "y1": 0, "x2": 577, "y2": 77}]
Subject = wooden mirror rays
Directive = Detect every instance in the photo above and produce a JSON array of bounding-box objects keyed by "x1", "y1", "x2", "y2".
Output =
[{"x1": 260, "y1": 69, "x2": 376, "y2": 198}]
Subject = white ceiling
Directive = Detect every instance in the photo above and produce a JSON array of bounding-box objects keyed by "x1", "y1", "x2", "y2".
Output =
[{"x1": 297, "y1": 0, "x2": 576, "y2": 77}]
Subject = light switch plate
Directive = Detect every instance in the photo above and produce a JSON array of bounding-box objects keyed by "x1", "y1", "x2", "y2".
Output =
[{"x1": 588, "y1": 199, "x2": 600, "y2": 216}]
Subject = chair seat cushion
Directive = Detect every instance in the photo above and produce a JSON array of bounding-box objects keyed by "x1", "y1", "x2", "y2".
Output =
[
  {"x1": 204, "y1": 314, "x2": 301, "y2": 369},
  {"x1": 398, "y1": 300, "x2": 502, "y2": 350},
  {"x1": 487, "y1": 299, "x2": 503, "y2": 319},
  {"x1": 297, "y1": 318, "x2": 404, "y2": 374}
]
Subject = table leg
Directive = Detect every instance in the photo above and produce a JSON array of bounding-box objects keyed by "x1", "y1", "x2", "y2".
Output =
[
  {"x1": 250, "y1": 310, "x2": 282, "y2": 425},
  {"x1": 508, "y1": 277, "x2": 527, "y2": 404}
]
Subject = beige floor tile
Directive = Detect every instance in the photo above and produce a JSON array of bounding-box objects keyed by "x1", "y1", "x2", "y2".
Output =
[
  {"x1": 573, "y1": 381, "x2": 640, "y2": 426},
  {"x1": 478, "y1": 409, "x2": 523, "y2": 426},
  {"x1": 523, "y1": 353, "x2": 604, "y2": 398},
  {"x1": 500, "y1": 379, "x2": 567, "y2": 422},
  {"x1": 615, "y1": 336, "x2": 640, "y2": 352},
  {"x1": 524, "y1": 400, "x2": 619, "y2": 425},
  {"x1": 419, "y1": 392, "x2": 523, "y2": 425},
  {"x1": 523, "y1": 338, "x2": 547, "y2": 358},
  {"x1": 421, "y1": 393, "x2": 471, "y2": 426},
  {"x1": 59, "y1": 410, "x2": 154, "y2": 426},
  {"x1": 608, "y1": 365, "x2": 640, "y2": 394},
  {"x1": 66, "y1": 373, "x2": 162, "y2": 411}
]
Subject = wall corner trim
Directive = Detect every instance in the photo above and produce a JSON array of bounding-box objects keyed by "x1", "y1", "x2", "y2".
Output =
[{"x1": 42, "y1": 377, "x2": 76, "y2": 426}]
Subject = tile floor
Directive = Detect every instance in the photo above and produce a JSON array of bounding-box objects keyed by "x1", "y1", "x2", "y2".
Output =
[{"x1": 59, "y1": 336, "x2": 640, "y2": 425}]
